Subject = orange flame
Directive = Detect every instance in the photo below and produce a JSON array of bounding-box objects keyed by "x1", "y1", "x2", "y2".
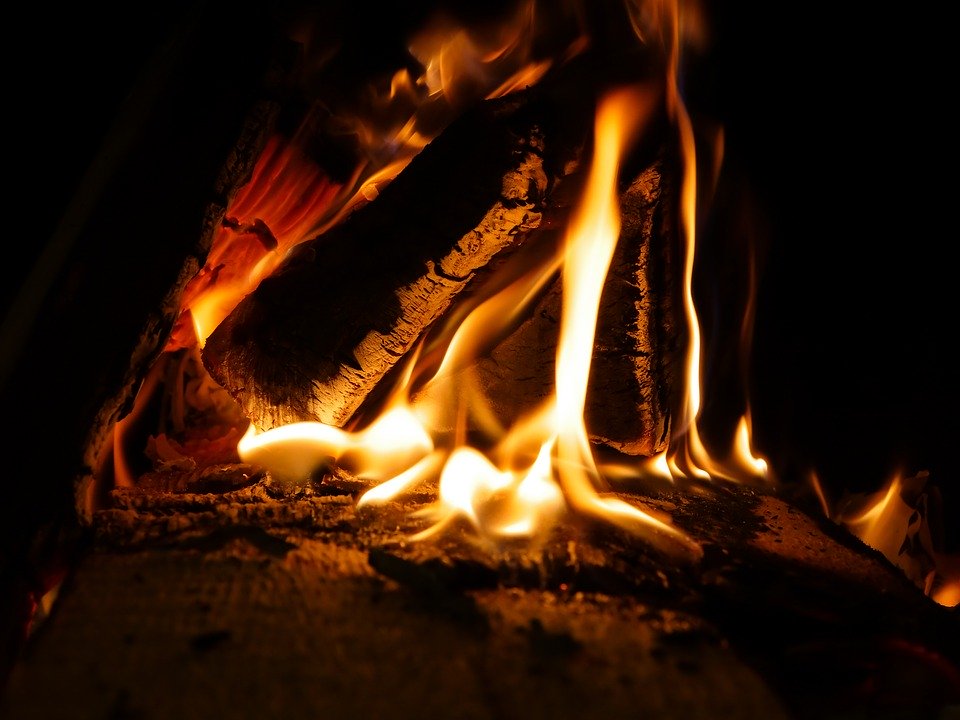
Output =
[
  {"x1": 811, "y1": 470, "x2": 959, "y2": 607},
  {"x1": 165, "y1": 0, "x2": 570, "y2": 353}
]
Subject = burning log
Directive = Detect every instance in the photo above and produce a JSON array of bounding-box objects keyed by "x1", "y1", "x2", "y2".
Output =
[
  {"x1": 202, "y1": 64, "x2": 681, "y2": 456},
  {"x1": 202, "y1": 89, "x2": 556, "y2": 431},
  {"x1": 460, "y1": 159, "x2": 681, "y2": 455}
]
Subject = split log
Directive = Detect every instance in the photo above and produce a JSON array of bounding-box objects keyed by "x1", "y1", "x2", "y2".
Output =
[
  {"x1": 202, "y1": 88, "x2": 557, "y2": 431},
  {"x1": 4, "y1": 474, "x2": 958, "y2": 720}
]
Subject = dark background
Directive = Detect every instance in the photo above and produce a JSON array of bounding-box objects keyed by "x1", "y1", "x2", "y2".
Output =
[
  {"x1": 3, "y1": 0, "x2": 954, "y2": 552},
  {"x1": 689, "y1": 2, "x2": 954, "y2": 547}
]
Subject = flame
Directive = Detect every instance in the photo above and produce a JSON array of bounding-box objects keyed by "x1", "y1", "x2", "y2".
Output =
[
  {"x1": 240, "y1": 85, "x2": 702, "y2": 559},
  {"x1": 409, "y1": 0, "x2": 555, "y2": 106},
  {"x1": 550, "y1": 86, "x2": 697, "y2": 554},
  {"x1": 633, "y1": 0, "x2": 769, "y2": 489},
  {"x1": 232, "y1": 0, "x2": 772, "y2": 556},
  {"x1": 811, "y1": 470, "x2": 960, "y2": 607},
  {"x1": 127, "y1": 0, "x2": 780, "y2": 557}
]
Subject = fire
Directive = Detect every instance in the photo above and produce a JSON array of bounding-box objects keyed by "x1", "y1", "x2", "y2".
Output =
[
  {"x1": 811, "y1": 470, "x2": 960, "y2": 608},
  {"x1": 118, "y1": 0, "x2": 781, "y2": 558},
  {"x1": 241, "y1": 85, "x2": 704, "y2": 557},
  {"x1": 102, "y1": 0, "x2": 959, "y2": 612}
]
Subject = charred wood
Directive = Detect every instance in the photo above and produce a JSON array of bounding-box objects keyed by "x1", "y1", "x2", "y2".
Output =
[
  {"x1": 202, "y1": 68, "x2": 682, "y2": 459},
  {"x1": 201, "y1": 89, "x2": 562, "y2": 431},
  {"x1": 5, "y1": 475, "x2": 958, "y2": 720},
  {"x1": 450, "y1": 158, "x2": 682, "y2": 456}
]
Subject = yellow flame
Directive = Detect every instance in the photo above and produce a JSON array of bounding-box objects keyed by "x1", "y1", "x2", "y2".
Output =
[
  {"x1": 239, "y1": 399, "x2": 433, "y2": 484},
  {"x1": 409, "y1": 0, "x2": 555, "y2": 106},
  {"x1": 813, "y1": 470, "x2": 959, "y2": 608},
  {"x1": 549, "y1": 86, "x2": 697, "y2": 555},
  {"x1": 639, "y1": 0, "x2": 770, "y2": 488}
]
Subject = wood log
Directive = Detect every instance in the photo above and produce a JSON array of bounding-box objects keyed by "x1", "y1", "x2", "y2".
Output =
[
  {"x1": 444, "y1": 157, "x2": 682, "y2": 456},
  {"x1": 202, "y1": 89, "x2": 557, "y2": 431},
  {"x1": 202, "y1": 69, "x2": 682, "y2": 460},
  {"x1": 4, "y1": 473, "x2": 957, "y2": 720}
]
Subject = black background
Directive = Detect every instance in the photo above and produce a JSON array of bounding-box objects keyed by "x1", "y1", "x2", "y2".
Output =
[
  {"x1": 689, "y1": 1, "x2": 954, "y2": 544},
  {"x1": 4, "y1": 0, "x2": 955, "y2": 552}
]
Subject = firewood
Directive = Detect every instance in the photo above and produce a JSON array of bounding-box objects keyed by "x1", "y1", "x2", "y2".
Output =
[
  {"x1": 447, "y1": 157, "x2": 681, "y2": 456},
  {"x1": 203, "y1": 78, "x2": 682, "y2": 460},
  {"x1": 202, "y1": 89, "x2": 560, "y2": 431}
]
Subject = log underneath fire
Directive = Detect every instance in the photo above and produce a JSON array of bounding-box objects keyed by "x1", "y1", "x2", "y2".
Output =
[{"x1": 4, "y1": 475, "x2": 958, "y2": 719}]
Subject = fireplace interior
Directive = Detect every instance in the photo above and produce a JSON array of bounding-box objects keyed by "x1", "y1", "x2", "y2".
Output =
[{"x1": 2, "y1": 1, "x2": 957, "y2": 718}]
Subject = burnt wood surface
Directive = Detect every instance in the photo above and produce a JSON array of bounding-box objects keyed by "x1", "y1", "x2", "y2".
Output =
[
  {"x1": 203, "y1": 100, "x2": 682, "y2": 459},
  {"x1": 4, "y1": 471, "x2": 958, "y2": 720},
  {"x1": 202, "y1": 87, "x2": 562, "y2": 432}
]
